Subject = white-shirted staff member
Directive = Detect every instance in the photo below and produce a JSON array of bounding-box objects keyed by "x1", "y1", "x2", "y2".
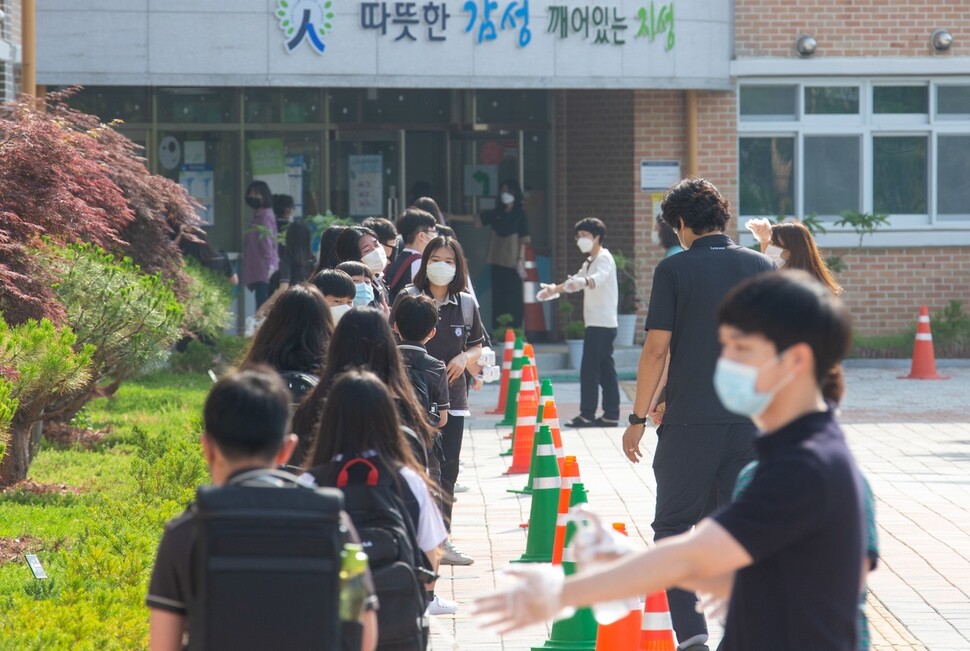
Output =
[{"x1": 537, "y1": 217, "x2": 620, "y2": 428}]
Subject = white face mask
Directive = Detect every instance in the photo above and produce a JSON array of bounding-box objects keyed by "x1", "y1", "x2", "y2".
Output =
[
  {"x1": 576, "y1": 237, "x2": 594, "y2": 254},
  {"x1": 500, "y1": 192, "x2": 515, "y2": 206},
  {"x1": 361, "y1": 246, "x2": 388, "y2": 274},
  {"x1": 426, "y1": 261, "x2": 457, "y2": 286},
  {"x1": 330, "y1": 303, "x2": 351, "y2": 323},
  {"x1": 765, "y1": 244, "x2": 787, "y2": 268}
]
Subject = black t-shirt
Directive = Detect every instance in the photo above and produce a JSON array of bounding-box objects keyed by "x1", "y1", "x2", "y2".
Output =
[
  {"x1": 713, "y1": 410, "x2": 866, "y2": 651},
  {"x1": 643, "y1": 233, "x2": 775, "y2": 424}
]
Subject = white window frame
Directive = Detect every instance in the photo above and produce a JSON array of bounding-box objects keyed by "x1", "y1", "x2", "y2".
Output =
[{"x1": 738, "y1": 77, "x2": 970, "y2": 248}]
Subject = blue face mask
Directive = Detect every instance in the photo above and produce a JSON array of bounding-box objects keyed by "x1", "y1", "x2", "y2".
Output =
[
  {"x1": 353, "y1": 282, "x2": 374, "y2": 307},
  {"x1": 713, "y1": 356, "x2": 791, "y2": 419}
]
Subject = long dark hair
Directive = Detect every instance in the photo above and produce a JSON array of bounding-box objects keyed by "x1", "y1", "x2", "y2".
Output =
[
  {"x1": 500, "y1": 179, "x2": 524, "y2": 211},
  {"x1": 245, "y1": 181, "x2": 273, "y2": 209},
  {"x1": 314, "y1": 225, "x2": 347, "y2": 273},
  {"x1": 770, "y1": 221, "x2": 842, "y2": 296},
  {"x1": 335, "y1": 226, "x2": 379, "y2": 263},
  {"x1": 412, "y1": 236, "x2": 469, "y2": 294},
  {"x1": 241, "y1": 284, "x2": 333, "y2": 373},
  {"x1": 291, "y1": 307, "x2": 434, "y2": 462}
]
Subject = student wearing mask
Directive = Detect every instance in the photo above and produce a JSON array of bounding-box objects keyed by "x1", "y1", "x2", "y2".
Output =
[
  {"x1": 537, "y1": 218, "x2": 620, "y2": 428},
  {"x1": 241, "y1": 181, "x2": 278, "y2": 309},
  {"x1": 363, "y1": 217, "x2": 400, "y2": 264},
  {"x1": 310, "y1": 268, "x2": 357, "y2": 324},
  {"x1": 336, "y1": 261, "x2": 389, "y2": 317},
  {"x1": 336, "y1": 226, "x2": 391, "y2": 312},
  {"x1": 386, "y1": 208, "x2": 439, "y2": 302},
  {"x1": 746, "y1": 219, "x2": 842, "y2": 295},
  {"x1": 475, "y1": 271, "x2": 867, "y2": 651}
]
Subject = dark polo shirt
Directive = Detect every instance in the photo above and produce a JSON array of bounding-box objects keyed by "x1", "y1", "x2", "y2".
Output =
[
  {"x1": 714, "y1": 410, "x2": 866, "y2": 651},
  {"x1": 644, "y1": 233, "x2": 775, "y2": 425}
]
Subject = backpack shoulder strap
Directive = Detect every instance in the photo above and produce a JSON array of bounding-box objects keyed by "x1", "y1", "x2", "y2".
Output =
[
  {"x1": 389, "y1": 253, "x2": 422, "y2": 291},
  {"x1": 404, "y1": 284, "x2": 421, "y2": 298},
  {"x1": 458, "y1": 292, "x2": 473, "y2": 331}
]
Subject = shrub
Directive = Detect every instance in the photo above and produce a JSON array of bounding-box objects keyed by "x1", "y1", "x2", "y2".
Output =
[
  {"x1": 0, "y1": 377, "x2": 16, "y2": 462},
  {"x1": 169, "y1": 338, "x2": 215, "y2": 374},
  {"x1": 180, "y1": 259, "x2": 233, "y2": 343}
]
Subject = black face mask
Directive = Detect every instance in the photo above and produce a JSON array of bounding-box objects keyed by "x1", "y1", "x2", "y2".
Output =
[{"x1": 245, "y1": 197, "x2": 262, "y2": 209}]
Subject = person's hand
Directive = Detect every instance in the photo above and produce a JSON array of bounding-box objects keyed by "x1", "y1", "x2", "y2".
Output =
[
  {"x1": 621, "y1": 424, "x2": 645, "y2": 463},
  {"x1": 696, "y1": 592, "x2": 728, "y2": 623},
  {"x1": 516, "y1": 259, "x2": 528, "y2": 280},
  {"x1": 473, "y1": 565, "x2": 570, "y2": 634},
  {"x1": 446, "y1": 352, "x2": 469, "y2": 383},
  {"x1": 650, "y1": 401, "x2": 666, "y2": 427},
  {"x1": 563, "y1": 276, "x2": 587, "y2": 293},
  {"x1": 744, "y1": 218, "x2": 773, "y2": 245},
  {"x1": 536, "y1": 283, "x2": 560, "y2": 302}
]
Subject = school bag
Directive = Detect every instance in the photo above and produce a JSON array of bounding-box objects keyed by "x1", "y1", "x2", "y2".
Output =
[
  {"x1": 401, "y1": 349, "x2": 441, "y2": 427},
  {"x1": 188, "y1": 469, "x2": 345, "y2": 651},
  {"x1": 311, "y1": 456, "x2": 434, "y2": 651},
  {"x1": 277, "y1": 370, "x2": 319, "y2": 406},
  {"x1": 403, "y1": 285, "x2": 474, "y2": 334},
  {"x1": 386, "y1": 252, "x2": 423, "y2": 302}
]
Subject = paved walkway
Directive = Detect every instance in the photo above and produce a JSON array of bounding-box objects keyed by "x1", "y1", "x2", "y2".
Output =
[{"x1": 428, "y1": 367, "x2": 970, "y2": 650}]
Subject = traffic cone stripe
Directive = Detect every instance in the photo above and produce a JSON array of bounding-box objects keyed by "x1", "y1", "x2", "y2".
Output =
[
  {"x1": 642, "y1": 612, "x2": 673, "y2": 629},
  {"x1": 511, "y1": 370, "x2": 522, "y2": 379},
  {"x1": 561, "y1": 546, "x2": 575, "y2": 563},
  {"x1": 562, "y1": 476, "x2": 577, "y2": 489},
  {"x1": 533, "y1": 477, "x2": 562, "y2": 490},
  {"x1": 536, "y1": 444, "x2": 556, "y2": 456},
  {"x1": 557, "y1": 513, "x2": 569, "y2": 526},
  {"x1": 916, "y1": 333, "x2": 932, "y2": 341},
  {"x1": 919, "y1": 315, "x2": 930, "y2": 323},
  {"x1": 900, "y1": 306, "x2": 949, "y2": 381},
  {"x1": 517, "y1": 416, "x2": 536, "y2": 426}
]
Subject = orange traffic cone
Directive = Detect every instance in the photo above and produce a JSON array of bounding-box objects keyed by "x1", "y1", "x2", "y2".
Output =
[
  {"x1": 488, "y1": 328, "x2": 515, "y2": 414},
  {"x1": 510, "y1": 381, "x2": 559, "y2": 495},
  {"x1": 552, "y1": 456, "x2": 581, "y2": 565},
  {"x1": 544, "y1": 400, "x2": 566, "y2": 474},
  {"x1": 523, "y1": 244, "x2": 547, "y2": 335},
  {"x1": 504, "y1": 344, "x2": 537, "y2": 441},
  {"x1": 900, "y1": 306, "x2": 949, "y2": 380},
  {"x1": 595, "y1": 523, "x2": 640, "y2": 651},
  {"x1": 505, "y1": 365, "x2": 538, "y2": 475},
  {"x1": 639, "y1": 591, "x2": 676, "y2": 651}
]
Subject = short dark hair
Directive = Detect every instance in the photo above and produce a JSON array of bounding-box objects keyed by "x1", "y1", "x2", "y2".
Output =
[
  {"x1": 311, "y1": 268, "x2": 356, "y2": 300},
  {"x1": 394, "y1": 294, "x2": 438, "y2": 342},
  {"x1": 335, "y1": 260, "x2": 373, "y2": 282},
  {"x1": 272, "y1": 194, "x2": 295, "y2": 220},
  {"x1": 245, "y1": 181, "x2": 273, "y2": 209},
  {"x1": 413, "y1": 236, "x2": 469, "y2": 294},
  {"x1": 396, "y1": 208, "x2": 438, "y2": 245},
  {"x1": 660, "y1": 178, "x2": 730, "y2": 235},
  {"x1": 204, "y1": 365, "x2": 292, "y2": 461},
  {"x1": 410, "y1": 197, "x2": 444, "y2": 224},
  {"x1": 362, "y1": 217, "x2": 398, "y2": 244},
  {"x1": 574, "y1": 217, "x2": 606, "y2": 241},
  {"x1": 718, "y1": 270, "x2": 852, "y2": 387}
]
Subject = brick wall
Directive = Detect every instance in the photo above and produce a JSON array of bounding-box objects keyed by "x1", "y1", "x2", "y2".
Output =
[{"x1": 735, "y1": 0, "x2": 970, "y2": 58}]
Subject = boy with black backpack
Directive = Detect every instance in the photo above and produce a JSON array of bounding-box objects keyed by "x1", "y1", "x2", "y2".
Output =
[
  {"x1": 393, "y1": 293, "x2": 450, "y2": 430},
  {"x1": 146, "y1": 366, "x2": 378, "y2": 651}
]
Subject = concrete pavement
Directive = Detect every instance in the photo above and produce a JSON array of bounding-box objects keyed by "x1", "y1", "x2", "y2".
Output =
[{"x1": 428, "y1": 367, "x2": 970, "y2": 650}]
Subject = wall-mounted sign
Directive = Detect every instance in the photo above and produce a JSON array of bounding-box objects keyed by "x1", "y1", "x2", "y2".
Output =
[
  {"x1": 179, "y1": 164, "x2": 215, "y2": 225},
  {"x1": 463, "y1": 164, "x2": 498, "y2": 197},
  {"x1": 278, "y1": 0, "x2": 334, "y2": 53},
  {"x1": 640, "y1": 160, "x2": 680, "y2": 192},
  {"x1": 349, "y1": 154, "x2": 384, "y2": 217}
]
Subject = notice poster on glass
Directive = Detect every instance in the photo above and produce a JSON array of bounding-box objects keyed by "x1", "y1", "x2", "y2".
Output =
[
  {"x1": 286, "y1": 155, "x2": 304, "y2": 218},
  {"x1": 249, "y1": 138, "x2": 288, "y2": 195},
  {"x1": 640, "y1": 160, "x2": 681, "y2": 192},
  {"x1": 179, "y1": 164, "x2": 215, "y2": 225},
  {"x1": 349, "y1": 154, "x2": 383, "y2": 217}
]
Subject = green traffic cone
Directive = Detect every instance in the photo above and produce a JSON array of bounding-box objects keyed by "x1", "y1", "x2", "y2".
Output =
[
  {"x1": 509, "y1": 378, "x2": 556, "y2": 494},
  {"x1": 532, "y1": 482, "x2": 598, "y2": 651},
  {"x1": 497, "y1": 338, "x2": 525, "y2": 428},
  {"x1": 511, "y1": 426, "x2": 561, "y2": 563}
]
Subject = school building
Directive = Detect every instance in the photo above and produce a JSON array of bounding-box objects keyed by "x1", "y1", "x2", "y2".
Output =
[{"x1": 22, "y1": 0, "x2": 970, "y2": 336}]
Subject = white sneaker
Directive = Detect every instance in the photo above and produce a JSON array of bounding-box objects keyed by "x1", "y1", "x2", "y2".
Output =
[
  {"x1": 440, "y1": 539, "x2": 475, "y2": 565},
  {"x1": 454, "y1": 483, "x2": 470, "y2": 493},
  {"x1": 426, "y1": 594, "x2": 458, "y2": 615}
]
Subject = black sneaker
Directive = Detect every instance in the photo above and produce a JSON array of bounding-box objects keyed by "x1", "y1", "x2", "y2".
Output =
[
  {"x1": 595, "y1": 417, "x2": 619, "y2": 427},
  {"x1": 565, "y1": 415, "x2": 597, "y2": 428}
]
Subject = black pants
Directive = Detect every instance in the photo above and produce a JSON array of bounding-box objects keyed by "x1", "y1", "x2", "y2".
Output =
[
  {"x1": 580, "y1": 326, "x2": 620, "y2": 421},
  {"x1": 651, "y1": 422, "x2": 757, "y2": 645},
  {"x1": 249, "y1": 282, "x2": 269, "y2": 309},
  {"x1": 491, "y1": 265, "x2": 523, "y2": 328},
  {"x1": 437, "y1": 415, "x2": 465, "y2": 531}
]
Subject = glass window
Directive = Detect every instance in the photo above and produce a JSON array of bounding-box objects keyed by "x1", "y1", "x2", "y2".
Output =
[
  {"x1": 938, "y1": 136, "x2": 970, "y2": 217},
  {"x1": 804, "y1": 136, "x2": 861, "y2": 215},
  {"x1": 804, "y1": 87, "x2": 859, "y2": 115},
  {"x1": 61, "y1": 86, "x2": 150, "y2": 123},
  {"x1": 362, "y1": 89, "x2": 451, "y2": 123},
  {"x1": 158, "y1": 88, "x2": 237, "y2": 123},
  {"x1": 243, "y1": 88, "x2": 322, "y2": 124},
  {"x1": 739, "y1": 86, "x2": 797, "y2": 120},
  {"x1": 245, "y1": 88, "x2": 281, "y2": 123},
  {"x1": 329, "y1": 88, "x2": 364, "y2": 123},
  {"x1": 475, "y1": 90, "x2": 548, "y2": 124},
  {"x1": 873, "y1": 86, "x2": 928, "y2": 114},
  {"x1": 937, "y1": 86, "x2": 970, "y2": 117},
  {"x1": 739, "y1": 137, "x2": 795, "y2": 216},
  {"x1": 873, "y1": 137, "x2": 927, "y2": 214}
]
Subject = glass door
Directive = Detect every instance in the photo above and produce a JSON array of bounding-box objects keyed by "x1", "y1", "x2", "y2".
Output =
[{"x1": 329, "y1": 130, "x2": 401, "y2": 220}]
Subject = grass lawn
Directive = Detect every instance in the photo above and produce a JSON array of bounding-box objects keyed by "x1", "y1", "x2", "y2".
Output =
[{"x1": 0, "y1": 371, "x2": 212, "y2": 650}]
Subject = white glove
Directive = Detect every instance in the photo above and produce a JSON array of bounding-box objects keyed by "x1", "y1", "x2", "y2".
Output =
[
  {"x1": 563, "y1": 276, "x2": 587, "y2": 293},
  {"x1": 472, "y1": 565, "x2": 573, "y2": 634},
  {"x1": 536, "y1": 283, "x2": 560, "y2": 302},
  {"x1": 744, "y1": 218, "x2": 773, "y2": 244},
  {"x1": 696, "y1": 592, "x2": 729, "y2": 624},
  {"x1": 516, "y1": 259, "x2": 528, "y2": 280},
  {"x1": 569, "y1": 507, "x2": 634, "y2": 566}
]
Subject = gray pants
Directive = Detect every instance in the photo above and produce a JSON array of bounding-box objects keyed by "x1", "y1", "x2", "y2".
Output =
[{"x1": 651, "y1": 422, "x2": 757, "y2": 646}]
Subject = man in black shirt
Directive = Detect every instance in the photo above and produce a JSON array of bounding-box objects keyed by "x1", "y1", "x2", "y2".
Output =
[
  {"x1": 622, "y1": 179, "x2": 774, "y2": 649},
  {"x1": 475, "y1": 271, "x2": 867, "y2": 651}
]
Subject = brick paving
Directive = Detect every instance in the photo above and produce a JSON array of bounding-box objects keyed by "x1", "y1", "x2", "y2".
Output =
[{"x1": 427, "y1": 367, "x2": 970, "y2": 650}]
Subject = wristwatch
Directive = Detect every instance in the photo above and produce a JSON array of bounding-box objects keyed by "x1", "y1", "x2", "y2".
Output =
[{"x1": 628, "y1": 413, "x2": 648, "y2": 426}]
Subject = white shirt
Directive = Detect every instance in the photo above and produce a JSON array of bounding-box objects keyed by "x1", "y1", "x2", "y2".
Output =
[{"x1": 575, "y1": 247, "x2": 618, "y2": 328}]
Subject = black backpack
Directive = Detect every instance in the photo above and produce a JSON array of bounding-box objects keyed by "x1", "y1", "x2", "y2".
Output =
[
  {"x1": 401, "y1": 350, "x2": 440, "y2": 428},
  {"x1": 188, "y1": 469, "x2": 345, "y2": 651},
  {"x1": 311, "y1": 457, "x2": 433, "y2": 651},
  {"x1": 385, "y1": 252, "x2": 423, "y2": 303},
  {"x1": 278, "y1": 370, "x2": 319, "y2": 406}
]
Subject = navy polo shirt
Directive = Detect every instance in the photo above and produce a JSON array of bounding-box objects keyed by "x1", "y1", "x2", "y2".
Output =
[
  {"x1": 713, "y1": 410, "x2": 866, "y2": 651},
  {"x1": 644, "y1": 233, "x2": 775, "y2": 424}
]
